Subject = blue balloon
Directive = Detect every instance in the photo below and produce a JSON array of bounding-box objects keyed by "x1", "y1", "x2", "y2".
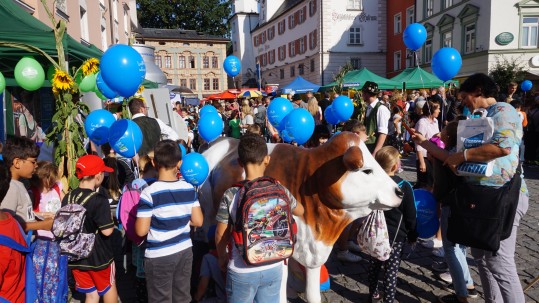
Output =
[
  {"x1": 198, "y1": 112, "x2": 223, "y2": 142},
  {"x1": 324, "y1": 106, "x2": 340, "y2": 125},
  {"x1": 521, "y1": 80, "x2": 533, "y2": 92},
  {"x1": 180, "y1": 152, "x2": 209, "y2": 186},
  {"x1": 96, "y1": 72, "x2": 117, "y2": 99},
  {"x1": 285, "y1": 108, "x2": 315, "y2": 145},
  {"x1": 199, "y1": 105, "x2": 218, "y2": 117},
  {"x1": 179, "y1": 144, "x2": 187, "y2": 158},
  {"x1": 84, "y1": 109, "x2": 116, "y2": 145},
  {"x1": 268, "y1": 97, "x2": 293, "y2": 130},
  {"x1": 431, "y1": 47, "x2": 462, "y2": 82},
  {"x1": 332, "y1": 96, "x2": 354, "y2": 121},
  {"x1": 108, "y1": 119, "x2": 143, "y2": 158},
  {"x1": 403, "y1": 23, "x2": 427, "y2": 51},
  {"x1": 413, "y1": 189, "x2": 440, "y2": 239},
  {"x1": 100, "y1": 44, "x2": 146, "y2": 98},
  {"x1": 223, "y1": 56, "x2": 241, "y2": 77},
  {"x1": 280, "y1": 129, "x2": 293, "y2": 143}
]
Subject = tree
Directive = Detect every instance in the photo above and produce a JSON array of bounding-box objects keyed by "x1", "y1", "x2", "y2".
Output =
[
  {"x1": 137, "y1": 0, "x2": 232, "y2": 36},
  {"x1": 489, "y1": 55, "x2": 527, "y2": 93}
]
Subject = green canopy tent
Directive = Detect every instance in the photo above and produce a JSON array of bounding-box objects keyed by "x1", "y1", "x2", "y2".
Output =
[
  {"x1": 320, "y1": 68, "x2": 403, "y2": 92},
  {"x1": 390, "y1": 67, "x2": 458, "y2": 90}
]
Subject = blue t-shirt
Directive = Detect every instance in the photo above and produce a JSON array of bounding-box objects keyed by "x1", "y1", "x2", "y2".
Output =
[
  {"x1": 137, "y1": 180, "x2": 200, "y2": 258},
  {"x1": 466, "y1": 102, "x2": 526, "y2": 193}
]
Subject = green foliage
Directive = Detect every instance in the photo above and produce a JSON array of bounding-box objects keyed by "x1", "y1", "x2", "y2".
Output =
[
  {"x1": 332, "y1": 62, "x2": 354, "y2": 96},
  {"x1": 489, "y1": 55, "x2": 527, "y2": 93},
  {"x1": 138, "y1": 0, "x2": 232, "y2": 36}
]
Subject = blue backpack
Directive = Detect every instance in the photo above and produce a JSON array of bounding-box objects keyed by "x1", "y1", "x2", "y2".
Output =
[{"x1": 0, "y1": 224, "x2": 38, "y2": 303}]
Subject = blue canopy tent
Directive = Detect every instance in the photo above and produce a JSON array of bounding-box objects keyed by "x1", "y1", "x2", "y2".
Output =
[{"x1": 280, "y1": 76, "x2": 320, "y2": 94}]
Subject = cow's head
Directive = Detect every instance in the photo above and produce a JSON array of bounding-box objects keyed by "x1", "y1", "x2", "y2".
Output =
[{"x1": 312, "y1": 132, "x2": 403, "y2": 219}]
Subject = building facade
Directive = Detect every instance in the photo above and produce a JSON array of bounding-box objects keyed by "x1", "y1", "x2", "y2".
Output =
[
  {"x1": 386, "y1": 0, "x2": 415, "y2": 78},
  {"x1": 415, "y1": 0, "x2": 539, "y2": 81},
  {"x1": 137, "y1": 28, "x2": 229, "y2": 99},
  {"x1": 13, "y1": 0, "x2": 138, "y2": 51},
  {"x1": 230, "y1": 0, "x2": 260, "y2": 88},
  {"x1": 231, "y1": 0, "x2": 387, "y2": 88}
]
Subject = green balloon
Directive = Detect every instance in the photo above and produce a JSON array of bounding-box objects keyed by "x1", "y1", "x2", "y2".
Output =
[
  {"x1": 46, "y1": 65, "x2": 56, "y2": 83},
  {"x1": 80, "y1": 73, "x2": 97, "y2": 92},
  {"x1": 14, "y1": 57, "x2": 45, "y2": 91},
  {"x1": 95, "y1": 89, "x2": 107, "y2": 100},
  {"x1": 0, "y1": 72, "x2": 5, "y2": 93}
]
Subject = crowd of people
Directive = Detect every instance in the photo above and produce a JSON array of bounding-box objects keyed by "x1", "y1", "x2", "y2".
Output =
[{"x1": 0, "y1": 72, "x2": 534, "y2": 303}]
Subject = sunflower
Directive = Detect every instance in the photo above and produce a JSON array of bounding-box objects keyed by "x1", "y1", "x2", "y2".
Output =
[
  {"x1": 137, "y1": 85, "x2": 145, "y2": 94},
  {"x1": 81, "y1": 58, "x2": 99, "y2": 76},
  {"x1": 52, "y1": 69, "x2": 74, "y2": 91}
]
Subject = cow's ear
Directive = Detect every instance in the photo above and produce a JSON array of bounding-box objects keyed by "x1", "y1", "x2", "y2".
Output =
[{"x1": 343, "y1": 145, "x2": 364, "y2": 171}]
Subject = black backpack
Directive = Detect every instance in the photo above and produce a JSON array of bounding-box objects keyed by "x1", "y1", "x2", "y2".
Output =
[{"x1": 254, "y1": 105, "x2": 267, "y2": 125}]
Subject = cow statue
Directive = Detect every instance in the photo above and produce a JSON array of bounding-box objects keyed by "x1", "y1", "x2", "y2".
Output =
[{"x1": 198, "y1": 132, "x2": 403, "y2": 303}]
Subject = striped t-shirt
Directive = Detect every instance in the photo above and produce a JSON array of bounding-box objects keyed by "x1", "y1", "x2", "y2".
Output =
[{"x1": 137, "y1": 180, "x2": 200, "y2": 258}]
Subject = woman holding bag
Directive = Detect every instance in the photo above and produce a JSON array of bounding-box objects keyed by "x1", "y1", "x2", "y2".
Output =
[{"x1": 443, "y1": 73, "x2": 528, "y2": 303}]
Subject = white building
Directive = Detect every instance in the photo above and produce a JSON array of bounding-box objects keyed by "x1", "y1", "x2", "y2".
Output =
[
  {"x1": 230, "y1": 0, "x2": 387, "y2": 88},
  {"x1": 415, "y1": 0, "x2": 539, "y2": 81}
]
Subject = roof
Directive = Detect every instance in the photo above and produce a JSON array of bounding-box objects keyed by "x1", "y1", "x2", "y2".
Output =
[
  {"x1": 258, "y1": 0, "x2": 304, "y2": 29},
  {"x1": 139, "y1": 28, "x2": 229, "y2": 42}
]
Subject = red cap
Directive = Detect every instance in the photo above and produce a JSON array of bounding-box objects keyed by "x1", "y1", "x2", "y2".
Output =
[{"x1": 76, "y1": 155, "x2": 114, "y2": 179}]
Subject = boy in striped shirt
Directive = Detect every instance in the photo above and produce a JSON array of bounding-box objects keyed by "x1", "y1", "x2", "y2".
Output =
[{"x1": 135, "y1": 140, "x2": 203, "y2": 302}]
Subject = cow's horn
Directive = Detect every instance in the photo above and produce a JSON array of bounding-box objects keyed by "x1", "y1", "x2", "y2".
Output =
[{"x1": 343, "y1": 145, "x2": 363, "y2": 171}]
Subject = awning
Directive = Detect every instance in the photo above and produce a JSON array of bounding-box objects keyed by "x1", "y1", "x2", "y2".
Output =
[{"x1": 320, "y1": 68, "x2": 402, "y2": 91}]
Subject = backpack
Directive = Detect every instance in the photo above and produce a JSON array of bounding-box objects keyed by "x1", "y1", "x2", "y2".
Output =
[
  {"x1": 0, "y1": 224, "x2": 38, "y2": 303},
  {"x1": 52, "y1": 191, "x2": 97, "y2": 261},
  {"x1": 254, "y1": 105, "x2": 267, "y2": 125},
  {"x1": 117, "y1": 179, "x2": 149, "y2": 246},
  {"x1": 231, "y1": 177, "x2": 296, "y2": 266}
]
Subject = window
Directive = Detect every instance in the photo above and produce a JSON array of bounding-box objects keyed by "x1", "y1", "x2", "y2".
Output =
[
  {"x1": 394, "y1": 13, "x2": 402, "y2": 34},
  {"x1": 155, "y1": 55, "x2": 162, "y2": 68},
  {"x1": 406, "y1": 51, "x2": 414, "y2": 68},
  {"x1": 268, "y1": 50, "x2": 275, "y2": 64},
  {"x1": 204, "y1": 78, "x2": 210, "y2": 90},
  {"x1": 309, "y1": 0, "x2": 317, "y2": 16},
  {"x1": 299, "y1": 36, "x2": 306, "y2": 54},
  {"x1": 167, "y1": 78, "x2": 172, "y2": 84},
  {"x1": 522, "y1": 17, "x2": 539, "y2": 47},
  {"x1": 347, "y1": 0, "x2": 362, "y2": 10},
  {"x1": 280, "y1": 68, "x2": 285, "y2": 79},
  {"x1": 349, "y1": 28, "x2": 362, "y2": 45},
  {"x1": 299, "y1": 7, "x2": 306, "y2": 24},
  {"x1": 262, "y1": 32, "x2": 267, "y2": 44},
  {"x1": 309, "y1": 29, "x2": 318, "y2": 50},
  {"x1": 298, "y1": 64, "x2": 304, "y2": 75},
  {"x1": 406, "y1": 6, "x2": 415, "y2": 26},
  {"x1": 212, "y1": 56, "x2": 218, "y2": 68},
  {"x1": 180, "y1": 79, "x2": 187, "y2": 87},
  {"x1": 212, "y1": 79, "x2": 219, "y2": 90},
  {"x1": 442, "y1": 31, "x2": 452, "y2": 47},
  {"x1": 80, "y1": 6, "x2": 89, "y2": 42},
  {"x1": 289, "y1": 14, "x2": 296, "y2": 29},
  {"x1": 351, "y1": 58, "x2": 361, "y2": 69},
  {"x1": 289, "y1": 41, "x2": 297, "y2": 57},
  {"x1": 165, "y1": 56, "x2": 171, "y2": 68},
  {"x1": 123, "y1": 7, "x2": 129, "y2": 35},
  {"x1": 424, "y1": 38, "x2": 433, "y2": 62},
  {"x1": 393, "y1": 51, "x2": 401, "y2": 71},
  {"x1": 189, "y1": 56, "x2": 195, "y2": 68},
  {"x1": 310, "y1": 59, "x2": 315, "y2": 72},
  {"x1": 425, "y1": 0, "x2": 434, "y2": 17},
  {"x1": 261, "y1": 54, "x2": 268, "y2": 66},
  {"x1": 101, "y1": 25, "x2": 107, "y2": 50},
  {"x1": 268, "y1": 27, "x2": 275, "y2": 40},
  {"x1": 203, "y1": 56, "x2": 210, "y2": 68},
  {"x1": 278, "y1": 20, "x2": 286, "y2": 35},
  {"x1": 56, "y1": 0, "x2": 67, "y2": 14},
  {"x1": 179, "y1": 56, "x2": 186, "y2": 68},
  {"x1": 290, "y1": 66, "x2": 295, "y2": 77},
  {"x1": 443, "y1": 0, "x2": 453, "y2": 9},
  {"x1": 190, "y1": 79, "x2": 196, "y2": 90},
  {"x1": 464, "y1": 23, "x2": 476, "y2": 54},
  {"x1": 279, "y1": 45, "x2": 287, "y2": 61}
]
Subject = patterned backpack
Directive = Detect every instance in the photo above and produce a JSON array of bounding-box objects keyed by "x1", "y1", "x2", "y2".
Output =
[
  {"x1": 52, "y1": 191, "x2": 96, "y2": 261},
  {"x1": 231, "y1": 177, "x2": 296, "y2": 266}
]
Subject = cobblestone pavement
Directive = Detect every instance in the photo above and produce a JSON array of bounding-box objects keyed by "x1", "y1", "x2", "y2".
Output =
[
  {"x1": 112, "y1": 154, "x2": 539, "y2": 303},
  {"x1": 293, "y1": 154, "x2": 539, "y2": 303}
]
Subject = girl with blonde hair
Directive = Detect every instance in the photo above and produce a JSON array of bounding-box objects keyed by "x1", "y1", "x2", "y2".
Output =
[{"x1": 307, "y1": 97, "x2": 323, "y2": 125}]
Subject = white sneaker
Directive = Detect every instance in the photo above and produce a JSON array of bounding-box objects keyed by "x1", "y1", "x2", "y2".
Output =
[
  {"x1": 433, "y1": 247, "x2": 445, "y2": 258},
  {"x1": 348, "y1": 240, "x2": 362, "y2": 253},
  {"x1": 336, "y1": 250, "x2": 362, "y2": 263},
  {"x1": 439, "y1": 271, "x2": 453, "y2": 283}
]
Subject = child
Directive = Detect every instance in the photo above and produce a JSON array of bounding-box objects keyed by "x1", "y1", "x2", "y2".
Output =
[
  {"x1": 1, "y1": 135, "x2": 51, "y2": 231},
  {"x1": 214, "y1": 133, "x2": 304, "y2": 303},
  {"x1": 193, "y1": 225, "x2": 226, "y2": 303},
  {"x1": 370, "y1": 146, "x2": 417, "y2": 303},
  {"x1": 32, "y1": 161, "x2": 69, "y2": 303},
  {"x1": 66, "y1": 155, "x2": 117, "y2": 303},
  {"x1": 135, "y1": 139, "x2": 203, "y2": 302},
  {"x1": 343, "y1": 119, "x2": 368, "y2": 142},
  {"x1": 0, "y1": 160, "x2": 27, "y2": 303}
]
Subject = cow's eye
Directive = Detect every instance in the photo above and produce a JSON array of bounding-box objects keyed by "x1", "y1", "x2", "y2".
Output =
[{"x1": 362, "y1": 168, "x2": 373, "y2": 175}]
